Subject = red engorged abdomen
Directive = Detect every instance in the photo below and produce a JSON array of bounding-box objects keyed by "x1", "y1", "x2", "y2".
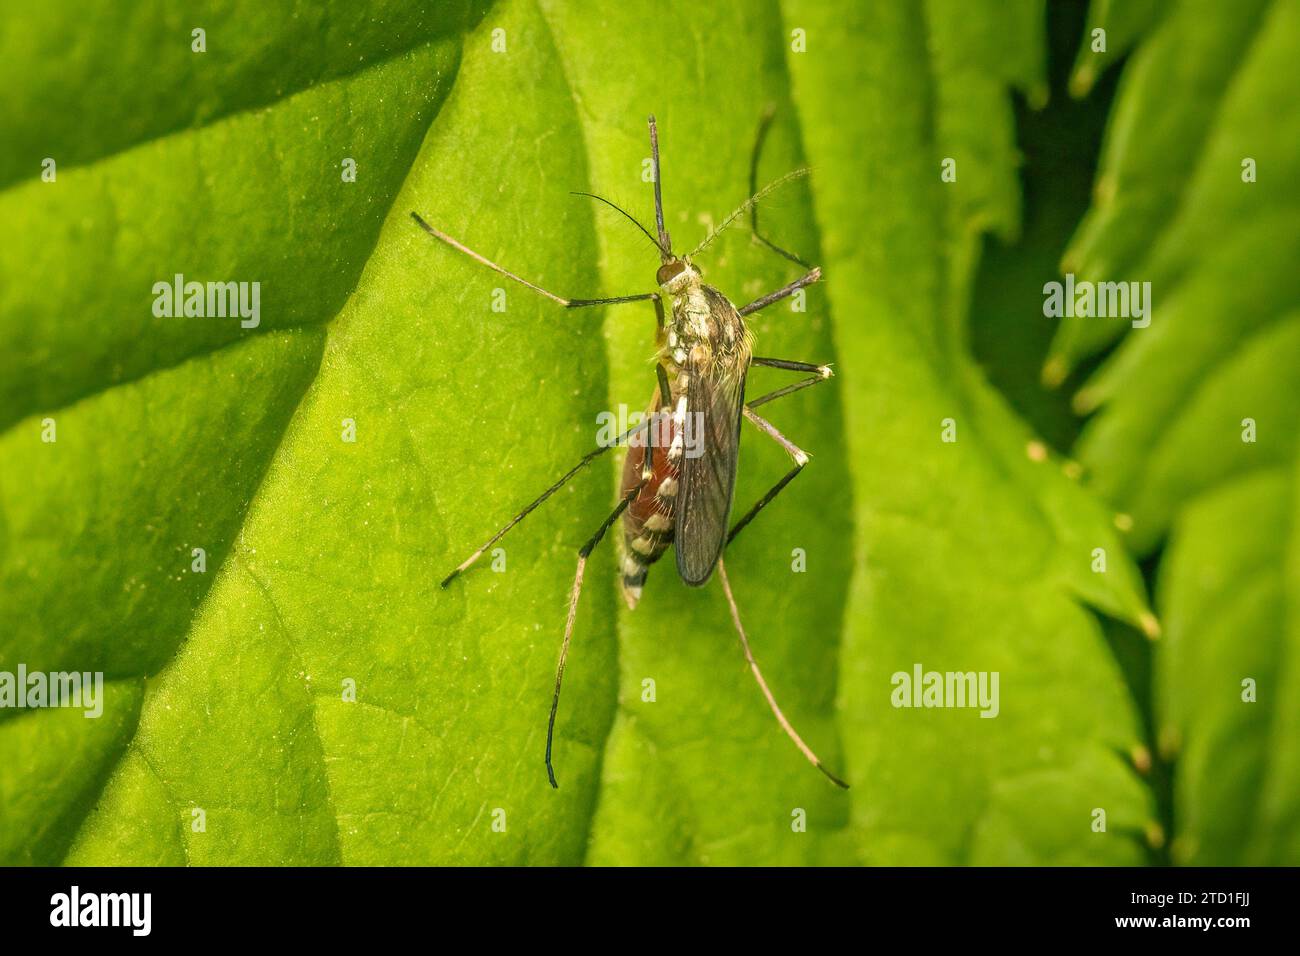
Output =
[{"x1": 619, "y1": 394, "x2": 678, "y2": 565}]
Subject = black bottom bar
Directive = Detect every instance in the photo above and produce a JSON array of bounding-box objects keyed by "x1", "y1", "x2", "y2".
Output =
[{"x1": 0, "y1": 866, "x2": 1285, "y2": 941}]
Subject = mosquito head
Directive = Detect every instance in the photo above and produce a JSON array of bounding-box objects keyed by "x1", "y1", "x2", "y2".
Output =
[{"x1": 656, "y1": 257, "x2": 699, "y2": 293}]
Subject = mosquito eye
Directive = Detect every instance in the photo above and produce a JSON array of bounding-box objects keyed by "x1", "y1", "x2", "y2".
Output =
[{"x1": 656, "y1": 261, "x2": 686, "y2": 285}]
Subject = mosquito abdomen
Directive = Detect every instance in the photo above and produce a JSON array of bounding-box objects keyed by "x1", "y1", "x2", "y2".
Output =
[{"x1": 618, "y1": 387, "x2": 681, "y2": 608}]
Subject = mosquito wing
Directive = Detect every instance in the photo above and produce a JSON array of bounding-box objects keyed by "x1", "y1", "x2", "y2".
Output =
[{"x1": 675, "y1": 352, "x2": 746, "y2": 587}]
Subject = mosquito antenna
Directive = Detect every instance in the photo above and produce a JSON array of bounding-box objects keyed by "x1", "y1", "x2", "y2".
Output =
[
  {"x1": 647, "y1": 115, "x2": 672, "y2": 260},
  {"x1": 688, "y1": 166, "x2": 811, "y2": 259},
  {"x1": 717, "y1": 558, "x2": 849, "y2": 789},
  {"x1": 571, "y1": 191, "x2": 668, "y2": 257}
]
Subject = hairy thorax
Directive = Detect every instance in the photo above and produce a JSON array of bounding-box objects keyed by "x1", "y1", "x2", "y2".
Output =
[{"x1": 662, "y1": 272, "x2": 751, "y2": 385}]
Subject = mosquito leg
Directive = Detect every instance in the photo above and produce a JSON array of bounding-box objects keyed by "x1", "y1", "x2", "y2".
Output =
[
  {"x1": 747, "y1": 357, "x2": 833, "y2": 409},
  {"x1": 738, "y1": 267, "x2": 822, "y2": 317},
  {"x1": 655, "y1": 362, "x2": 673, "y2": 411},
  {"x1": 411, "y1": 212, "x2": 656, "y2": 309},
  {"x1": 748, "y1": 106, "x2": 812, "y2": 268},
  {"x1": 567, "y1": 293, "x2": 660, "y2": 309},
  {"x1": 716, "y1": 558, "x2": 848, "y2": 788},
  {"x1": 440, "y1": 418, "x2": 652, "y2": 587},
  {"x1": 744, "y1": 406, "x2": 809, "y2": 461},
  {"x1": 728, "y1": 369, "x2": 836, "y2": 541},
  {"x1": 727, "y1": 407, "x2": 810, "y2": 546},
  {"x1": 547, "y1": 481, "x2": 645, "y2": 788},
  {"x1": 748, "y1": 376, "x2": 823, "y2": 410},
  {"x1": 751, "y1": 357, "x2": 828, "y2": 374}
]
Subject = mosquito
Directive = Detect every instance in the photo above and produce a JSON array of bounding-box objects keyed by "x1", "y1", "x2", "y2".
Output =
[{"x1": 415, "y1": 111, "x2": 847, "y2": 790}]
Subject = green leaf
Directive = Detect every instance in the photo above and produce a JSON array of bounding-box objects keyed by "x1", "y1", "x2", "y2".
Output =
[
  {"x1": 4, "y1": 0, "x2": 1162, "y2": 866},
  {"x1": 5, "y1": 0, "x2": 619, "y2": 866},
  {"x1": 1066, "y1": 0, "x2": 1167, "y2": 99},
  {"x1": 0, "y1": 0, "x2": 484, "y2": 191},
  {"x1": 1060, "y1": 0, "x2": 1300, "y2": 865},
  {"x1": 1156, "y1": 467, "x2": 1300, "y2": 864},
  {"x1": 1047, "y1": 0, "x2": 1273, "y2": 378},
  {"x1": 1045, "y1": 0, "x2": 1268, "y2": 379},
  {"x1": 778, "y1": 0, "x2": 1154, "y2": 864},
  {"x1": 1067, "y1": 0, "x2": 1300, "y2": 549},
  {"x1": 0, "y1": 25, "x2": 466, "y2": 427}
]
